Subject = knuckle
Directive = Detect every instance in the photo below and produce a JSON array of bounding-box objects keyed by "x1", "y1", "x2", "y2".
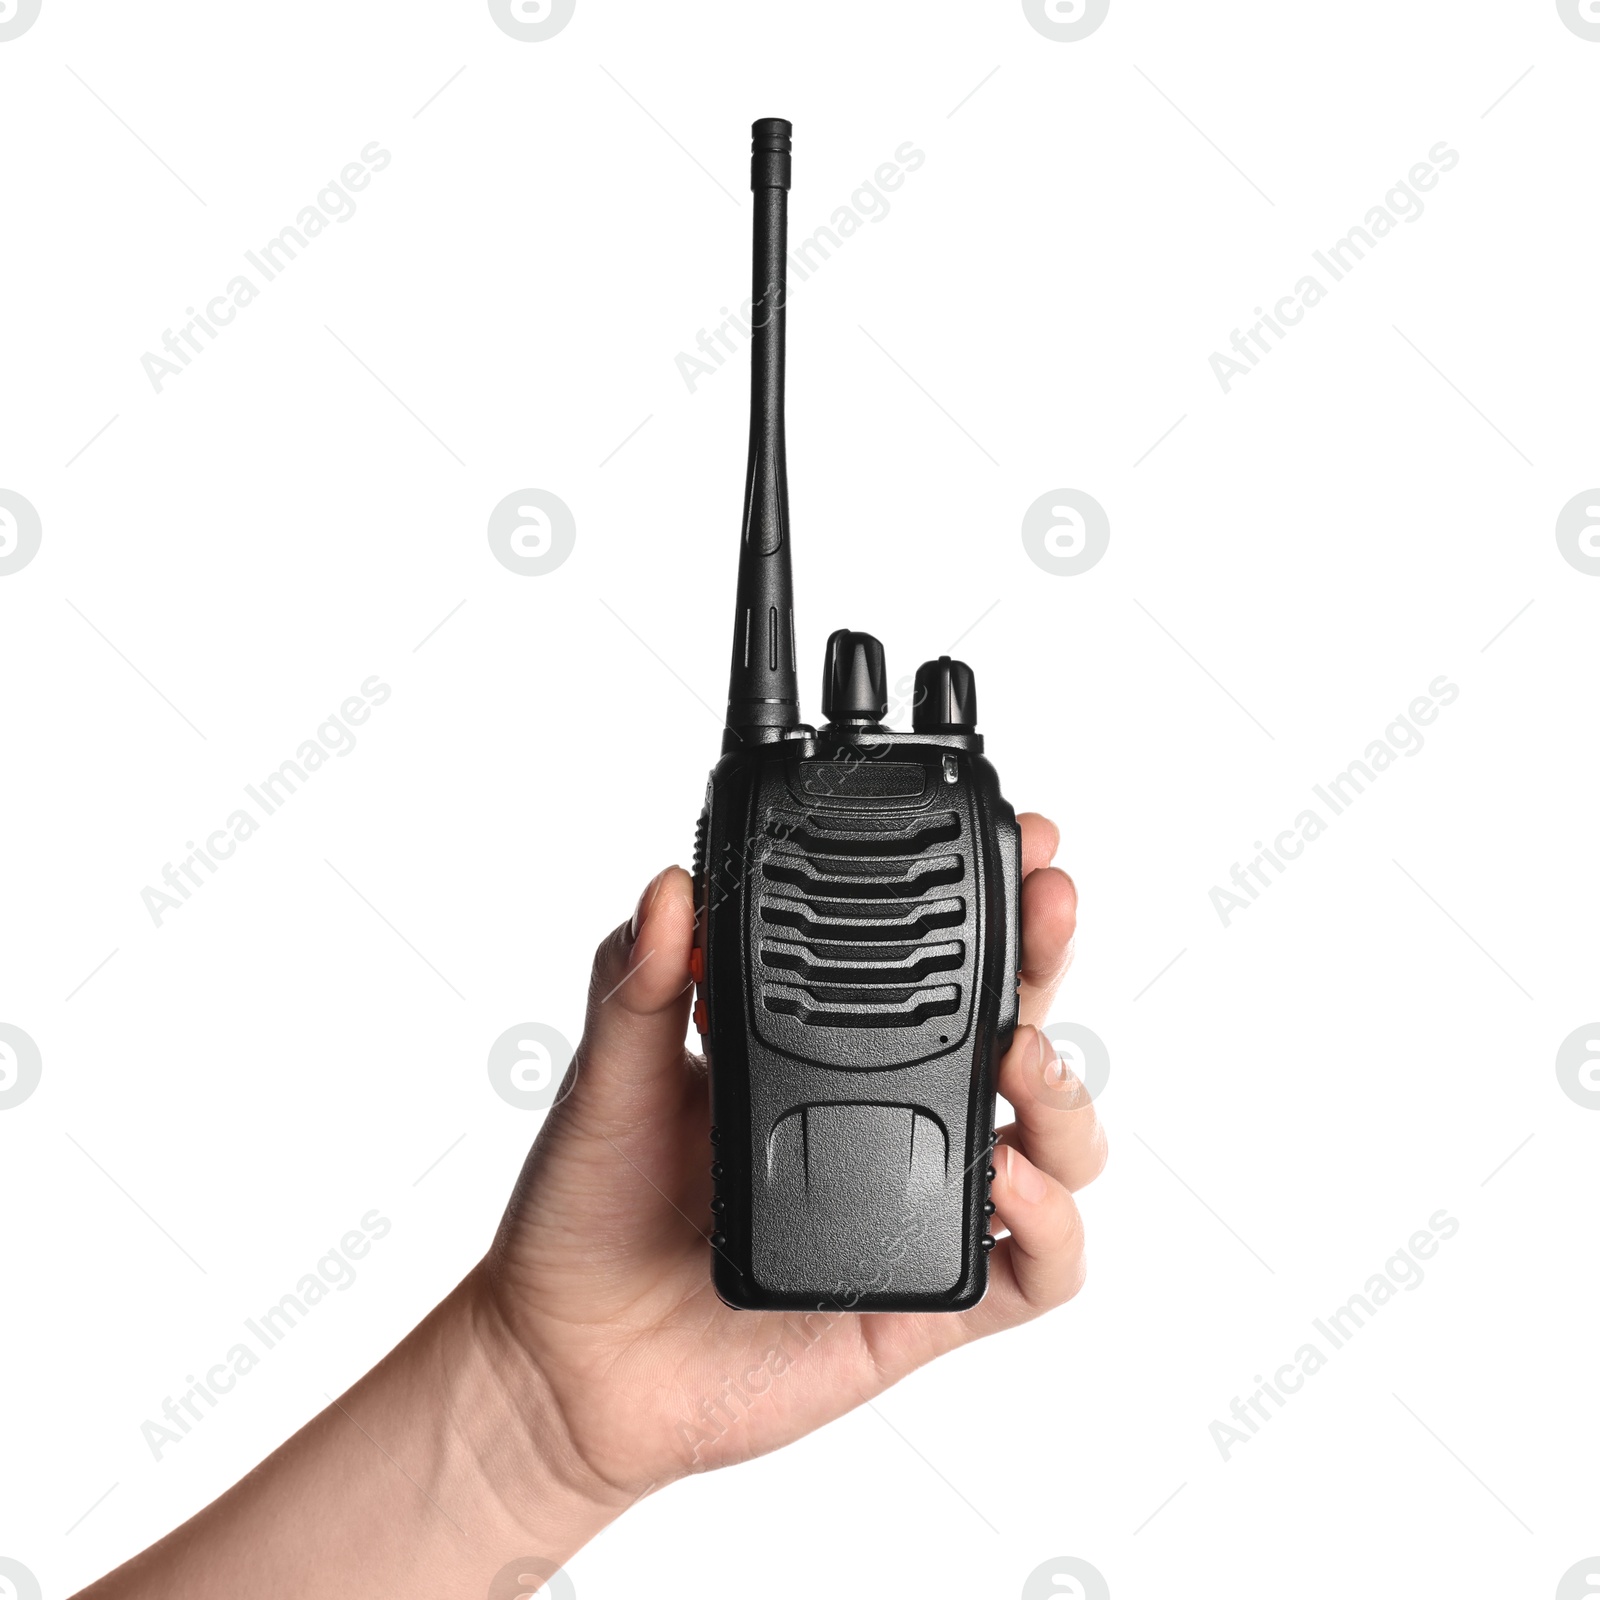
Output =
[
  {"x1": 1075, "y1": 1123, "x2": 1110, "y2": 1188},
  {"x1": 1060, "y1": 1250, "x2": 1089, "y2": 1303},
  {"x1": 586, "y1": 925, "x2": 628, "y2": 993},
  {"x1": 1058, "y1": 1193, "x2": 1086, "y2": 1258}
]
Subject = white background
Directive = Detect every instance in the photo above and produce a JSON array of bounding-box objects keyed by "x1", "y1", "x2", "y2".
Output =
[{"x1": 2, "y1": 2, "x2": 1598, "y2": 1596}]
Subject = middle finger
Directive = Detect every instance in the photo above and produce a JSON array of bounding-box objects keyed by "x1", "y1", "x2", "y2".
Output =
[{"x1": 994, "y1": 1024, "x2": 1108, "y2": 1193}]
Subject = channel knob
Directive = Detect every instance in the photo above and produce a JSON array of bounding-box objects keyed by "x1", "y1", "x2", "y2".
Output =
[{"x1": 821, "y1": 629, "x2": 888, "y2": 725}]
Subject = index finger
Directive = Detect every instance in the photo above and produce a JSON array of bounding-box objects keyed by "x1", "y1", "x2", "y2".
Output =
[{"x1": 1020, "y1": 812, "x2": 1059, "y2": 876}]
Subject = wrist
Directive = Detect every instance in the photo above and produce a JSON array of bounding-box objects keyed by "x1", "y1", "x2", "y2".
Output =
[
  {"x1": 429, "y1": 1268, "x2": 630, "y2": 1567},
  {"x1": 75, "y1": 1272, "x2": 627, "y2": 1600}
]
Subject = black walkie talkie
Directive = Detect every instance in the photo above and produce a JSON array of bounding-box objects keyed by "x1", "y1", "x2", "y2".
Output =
[{"x1": 691, "y1": 120, "x2": 1022, "y2": 1313}]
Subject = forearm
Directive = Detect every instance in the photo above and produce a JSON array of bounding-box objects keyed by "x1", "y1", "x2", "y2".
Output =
[{"x1": 76, "y1": 1269, "x2": 624, "y2": 1600}]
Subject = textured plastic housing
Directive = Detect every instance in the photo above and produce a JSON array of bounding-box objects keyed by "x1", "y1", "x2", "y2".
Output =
[{"x1": 695, "y1": 736, "x2": 1021, "y2": 1312}]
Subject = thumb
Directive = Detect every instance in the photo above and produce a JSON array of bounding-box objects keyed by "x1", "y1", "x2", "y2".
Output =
[{"x1": 564, "y1": 865, "x2": 697, "y2": 1131}]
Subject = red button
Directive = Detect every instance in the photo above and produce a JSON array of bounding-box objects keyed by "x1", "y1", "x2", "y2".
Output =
[
  {"x1": 693, "y1": 998, "x2": 708, "y2": 1034},
  {"x1": 689, "y1": 946, "x2": 704, "y2": 984}
]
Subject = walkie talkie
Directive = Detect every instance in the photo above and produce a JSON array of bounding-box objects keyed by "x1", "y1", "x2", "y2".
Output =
[{"x1": 691, "y1": 119, "x2": 1022, "y2": 1313}]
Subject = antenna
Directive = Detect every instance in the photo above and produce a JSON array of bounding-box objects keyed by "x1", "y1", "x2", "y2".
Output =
[{"x1": 724, "y1": 117, "x2": 800, "y2": 751}]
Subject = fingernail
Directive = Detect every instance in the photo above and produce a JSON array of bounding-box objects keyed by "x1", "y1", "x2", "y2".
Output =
[
  {"x1": 1006, "y1": 1144, "x2": 1047, "y2": 1203},
  {"x1": 1044, "y1": 1050, "x2": 1069, "y2": 1087},
  {"x1": 630, "y1": 869, "x2": 666, "y2": 945}
]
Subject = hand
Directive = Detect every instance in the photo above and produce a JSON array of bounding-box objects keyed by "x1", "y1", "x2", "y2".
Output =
[
  {"x1": 474, "y1": 810, "x2": 1107, "y2": 1504},
  {"x1": 75, "y1": 812, "x2": 1103, "y2": 1598}
]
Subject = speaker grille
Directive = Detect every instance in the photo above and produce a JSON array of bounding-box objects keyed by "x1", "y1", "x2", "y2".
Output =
[{"x1": 757, "y1": 810, "x2": 967, "y2": 1029}]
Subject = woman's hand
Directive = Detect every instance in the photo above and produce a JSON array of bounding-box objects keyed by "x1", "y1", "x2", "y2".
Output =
[
  {"x1": 77, "y1": 811, "x2": 1104, "y2": 1599},
  {"x1": 475, "y1": 810, "x2": 1106, "y2": 1504}
]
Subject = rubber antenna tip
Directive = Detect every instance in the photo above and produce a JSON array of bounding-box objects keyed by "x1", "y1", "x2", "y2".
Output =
[{"x1": 750, "y1": 118, "x2": 792, "y2": 190}]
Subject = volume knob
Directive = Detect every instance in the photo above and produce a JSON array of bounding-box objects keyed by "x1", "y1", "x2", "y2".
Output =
[{"x1": 912, "y1": 656, "x2": 977, "y2": 733}]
